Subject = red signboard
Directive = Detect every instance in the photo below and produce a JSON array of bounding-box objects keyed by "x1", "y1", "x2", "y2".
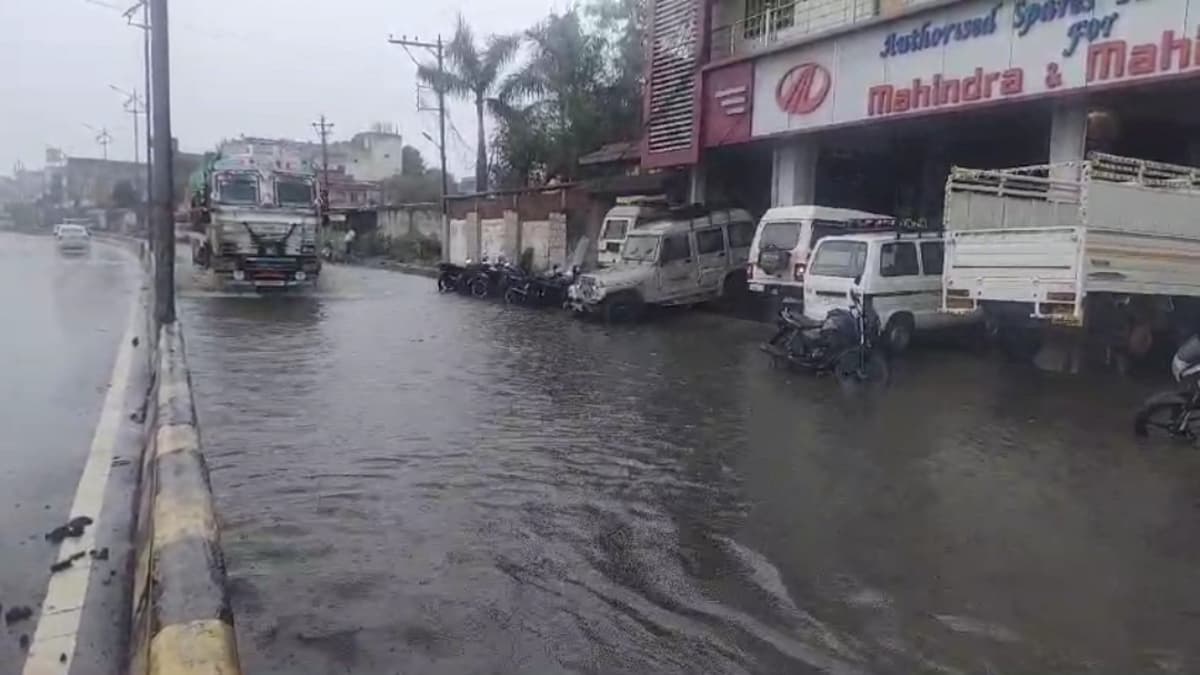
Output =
[{"x1": 702, "y1": 60, "x2": 754, "y2": 148}]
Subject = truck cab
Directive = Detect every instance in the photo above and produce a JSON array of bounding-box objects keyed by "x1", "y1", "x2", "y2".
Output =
[
  {"x1": 191, "y1": 151, "x2": 321, "y2": 290},
  {"x1": 569, "y1": 207, "x2": 756, "y2": 320}
]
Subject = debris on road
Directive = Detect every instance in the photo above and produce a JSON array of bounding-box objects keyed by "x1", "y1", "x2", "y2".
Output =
[
  {"x1": 4, "y1": 605, "x2": 32, "y2": 626},
  {"x1": 90, "y1": 547, "x2": 110, "y2": 561},
  {"x1": 132, "y1": 336, "x2": 139, "y2": 347},
  {"x1": 45, "y1": 516, "x2": 93, "y2": 543},
  {"x1": 18, "y1": 634, "x2": 29, "y2": 650},
  {"x1": 50, "y1": 551, "x2": 88, "y2": 573}
]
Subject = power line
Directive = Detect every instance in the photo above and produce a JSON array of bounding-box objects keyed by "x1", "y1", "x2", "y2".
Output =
[{"x1": 311, "y1": 115, "x2": 334, "y2": 207}]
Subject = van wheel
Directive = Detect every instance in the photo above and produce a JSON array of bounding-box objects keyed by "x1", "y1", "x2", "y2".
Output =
[
  {"x1": 884, "y1": 314, "x2": 914, "y2": 355},
  {"x1": 603, "y1": 292, "x2": 644, "y2": 323},
  {"x1": 722, "y1": 270, "x2": 748, "y2": 298}
]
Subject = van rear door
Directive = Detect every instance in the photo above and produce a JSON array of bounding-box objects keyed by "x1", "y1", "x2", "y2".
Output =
[{"x1": 803, "y1": 239, "x2": 869, "y2": 321}]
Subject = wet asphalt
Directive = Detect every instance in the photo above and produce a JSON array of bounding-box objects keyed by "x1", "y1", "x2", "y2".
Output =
[
  {"x1": 0, "y1": 233, "x2": 141, "y2": 673},
  {"x1": 178, "y1": 263, "x2": 1200, "y2": 675}
]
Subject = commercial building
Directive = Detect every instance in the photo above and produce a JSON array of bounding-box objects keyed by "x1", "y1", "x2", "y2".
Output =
[{"x1": 643, "y1": 0, "x2": 1200, "y2": 221}]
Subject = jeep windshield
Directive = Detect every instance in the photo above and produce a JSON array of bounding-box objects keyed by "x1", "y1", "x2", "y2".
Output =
[{"x1": 621, "y1": 234, "x2": 659, "y2": 262}]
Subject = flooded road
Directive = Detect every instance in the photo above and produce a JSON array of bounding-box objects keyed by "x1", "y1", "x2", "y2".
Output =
[{"x1": 180, "y1": 265, "x2": 1200, "y2": 675}]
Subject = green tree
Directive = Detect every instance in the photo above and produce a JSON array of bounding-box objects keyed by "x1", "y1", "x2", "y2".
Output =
[
  {"x1": 401, "y1": 145, "x2": 427, "y2": 176},
  {"x1": 418, "y1": 16, "x2": 520, "y2": 193}
]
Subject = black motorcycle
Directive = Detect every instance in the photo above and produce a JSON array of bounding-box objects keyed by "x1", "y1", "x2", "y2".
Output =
[
  {"x1": 1134, "y1": 335, "x2": 1200, "y2": 439},
  {"x1": 761, "y1": 291, "x2": 888, "y2": 384},
  {"x1": 506, "y1": 266, "x2": 574, "y2": 307},
  {"x1": 465, "y1": 260, "x2": 514, "y2": 299},
  {"x1": 501, "y1": 265, "x2": 535, "y2": 305},
  {"x1": 437, "y1": 262, "x2": 467, "y2": 292}
]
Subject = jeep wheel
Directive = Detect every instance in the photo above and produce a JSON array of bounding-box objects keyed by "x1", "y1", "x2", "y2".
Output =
[
  {"x1": 603, "y1": 293, "x2": 644, "y2": 323},
  {"x1": 884, "y1": 314, "x2": 915, "y2": 355}
]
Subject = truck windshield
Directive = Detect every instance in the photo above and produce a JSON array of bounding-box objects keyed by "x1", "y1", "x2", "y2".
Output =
[
  {"x1": 622, "y1": 235, "x2": 659, "y2": 262},
  {"x1": 217, "y1": 175, "x2": 259, "y2": 204},
  {"x1": 809, "y1": 240, "x2": 868, "y2": 278},
  {"x1": 277, "y1": 179, "x2": 314, "y2": 206}
]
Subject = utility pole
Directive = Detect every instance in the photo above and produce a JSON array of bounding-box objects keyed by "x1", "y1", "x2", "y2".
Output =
[
  {"x1": 149, "y1": 0, "x2": 175, "y2": 324},
  {"x1": 110, "y1": 85, "x2": 144, "y2": 165},
  {"x1": 83, "y1": 124, "x2": 114, "y2": 160},
  {"x1": 311, "y1": 115, "x2": 334, "y2": 208},
  {"x1": 123, "y1": 1, "x2": 153, "y2": 250},
  {"x1": 387, "y1": 34, "x2": 449, "y2": 262}
]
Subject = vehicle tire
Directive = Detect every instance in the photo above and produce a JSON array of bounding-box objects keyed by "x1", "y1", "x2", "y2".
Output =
[
  {"x1": 504, "y1": 287, "x2": 523, "y2": 305},
  {"x1": 469, "y1": 276, "x2": 490, "y2": 299},
  {"x1": 603, "y1": 292, "x2": 644, "y2": 323},
  {"x1": 1133, "y1": 398, "x2": 1187, "y2": 438},
  {"x1": 437, "y1": 273, "x2": 456, "y2": 293},
  {"x1": 834, "y1": 348, "x2": 889, "y2": 385},
  {"x1": 883, "y1": 314, "x2": 915, "y2": 355}
]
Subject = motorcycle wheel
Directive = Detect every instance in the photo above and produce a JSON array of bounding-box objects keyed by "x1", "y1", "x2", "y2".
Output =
[
  {"x1": 469, "y1": 277, "x2": 490, "y2": 299},
  {"x1": 1133, "y1": 399, "x2": 1193, "y2": 438},
  {"x1": 504, "y1": 287, "x2": 524, "y2": 305},
  {"x1": 834, "y1": 348, "x2": 889, "y2": 385},
  {"x1": 437, "y1": 274, "x2": 456, "y2": 293}
]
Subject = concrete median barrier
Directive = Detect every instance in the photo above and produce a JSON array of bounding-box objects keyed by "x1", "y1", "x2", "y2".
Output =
[{"x1": 128, "y1": 321, "x2": 241, "y2": 675}]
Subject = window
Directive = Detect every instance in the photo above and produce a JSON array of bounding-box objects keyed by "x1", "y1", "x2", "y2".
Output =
[
  {"x1": 621, "y1": 235, "x2": 659, "y2": 262},
  {"x1": 661, "y1": 233, "x2": 692, "y2": 263},
  {"x1": 216, "y1": 174, "x2": 258, "y2": 205},
  {"x1": 809, "y1": 220, "x2": 852, "y2": 247},
  {"x1": 744, "y1": 0, "x2": 795, "y2": 39},
  {"x1": 920, "y1": 241, "x2": 944, "y2": 276},
  {"x1": 602, "y1": 218, "x2": 630, "y2": 241},
  {"x1": 880, "y1": 242, "x2": 920, "y2": 277},
  {"x1": 728, "y1": 221, "x2": 756, "y2": 248},
  {"x1": 809, "y1": 240, "x2": 867, "y2": 278},
  {"x1": 758, "y1": 222, "x2": 802, "y2": 250},
  {"x1": 695, "y1": 228, "x2": 725, "y2": 255},
  {"x1": 276, "y1": 179, "x2": 314, "y2": 206}
]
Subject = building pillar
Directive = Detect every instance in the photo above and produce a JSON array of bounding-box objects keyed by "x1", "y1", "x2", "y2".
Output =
[
  {"x1": 1049, "y1": 101, "x2": 1087, "y2": 183},
  {"x1": 771, "y1": 137, "x2": 818, "y2": 207},
  {"x1": 688, "y1": 163, "x2": 707, "y2": 204}
]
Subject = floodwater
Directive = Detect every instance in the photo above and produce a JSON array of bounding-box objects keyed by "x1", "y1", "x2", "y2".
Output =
[{"x1": 179, "y1": 265, "x2": 1200, "y2": 675}]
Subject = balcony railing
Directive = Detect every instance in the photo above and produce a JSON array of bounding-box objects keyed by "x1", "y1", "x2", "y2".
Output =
[{"x1": 710, "y1": 0, "x2": 878, "y2": 60}]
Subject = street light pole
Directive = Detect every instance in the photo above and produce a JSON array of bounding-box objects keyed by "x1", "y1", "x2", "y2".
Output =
[
  {"x1": 109, "y1": 85, "x2": 144, "y2": 165},
  {"x1": 149, "y1": 0, "x2": 175, "y2": 324},
  {"x1": 387, "y1": 34, "x2": 449, "y2": 262},
  {"x1": 124, "y1": 1, "x2": 153, "y2": 249}
]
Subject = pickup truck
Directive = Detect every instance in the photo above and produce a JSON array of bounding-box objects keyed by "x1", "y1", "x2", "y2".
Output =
[{"x1": 942, "y1": 152, "x2": 1200, "y2": 360}]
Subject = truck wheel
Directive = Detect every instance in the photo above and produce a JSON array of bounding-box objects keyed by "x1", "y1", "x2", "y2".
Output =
[
  {"x1": 603, "y1": 293, "x2": 644, "y2": 323},
  {"x1": 883, "y1": 314, "x2": 915, "y2": 355}
]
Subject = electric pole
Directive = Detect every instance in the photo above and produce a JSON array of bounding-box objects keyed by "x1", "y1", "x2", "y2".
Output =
[
  {"x1": 311, "y1": 115, "x2": 334, "y2": 208},
  {"x1": 387, "y1": 33, "x2": 449, "y2": 262},
  {"x1": 110, "y1": 85, "x2": 144, "y2": 165},
  {"x1": 149, "y1": 0, "x2": 175, "y2": 324},
  {"x1": 123, "y1": 0, "x2": 153, "y2": 249},
  {"x1": 83, "y1": 124, "x2": 114, "y2": 160}
]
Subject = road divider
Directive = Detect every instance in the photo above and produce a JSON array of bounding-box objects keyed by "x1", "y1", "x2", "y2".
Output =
[{"x1": 128, "y1": 321, "x2": 241, "y2": 675}]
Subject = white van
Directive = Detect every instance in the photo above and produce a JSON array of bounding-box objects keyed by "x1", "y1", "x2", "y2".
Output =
[
  {"x1": 747, "y1": 205, "x2": 895, "y2": 301},
  {"x1": 597, "y1": 200, "x2": 669, "y2": 267},
  {"x1": 803, "y1": 231, "x2": 978, "y2": 353}
]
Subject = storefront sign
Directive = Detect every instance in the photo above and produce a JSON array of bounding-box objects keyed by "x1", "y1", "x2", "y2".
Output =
[
  {"x1": 880, "y1": 4, "x2": 1002, "y2": 57},
  {"x1": 750, "y1": 0, "x2": 1200, "y2": 137}
]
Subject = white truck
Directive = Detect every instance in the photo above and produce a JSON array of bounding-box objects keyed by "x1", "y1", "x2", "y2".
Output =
[
  {"x1": 189, "y1": 144, "x2": 322, "y2": 290},
  {"x1": 942, "y1": 153, "x2": 1200, "y2": 360}
]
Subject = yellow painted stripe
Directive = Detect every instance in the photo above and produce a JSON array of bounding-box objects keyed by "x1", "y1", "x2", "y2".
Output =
[
  {"x1": 153, "y1": 493, "x2": 218, "y2": 549},
  {"x1": 148, "y1": 620, "x2": 240, "y2": 675},
  {"x1": 156, "y1": 424, "x2": 199, "y2": 459}
]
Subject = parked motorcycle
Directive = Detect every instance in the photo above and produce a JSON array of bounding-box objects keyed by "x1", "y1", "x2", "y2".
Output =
[
  {"x1": 437, "y1": 262, "x2": 468, "y2": 293},
  {"x1": 465, "y1": 259, "x2": 513, "y2": 299},
  {"x1": 761, "y1": 290, "x2": 888, "y2": 384},
  {"x1": 1133, "y1": 335, "x2": 1200, "y2": 439},
  {"x1": 506, "y1": 265, "x2": 574, "y2": 307}
]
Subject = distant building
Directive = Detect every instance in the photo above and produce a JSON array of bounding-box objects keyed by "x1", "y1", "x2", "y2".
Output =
[{"x1": 227, "y1": 129, "x2": 405, "y2": 183}]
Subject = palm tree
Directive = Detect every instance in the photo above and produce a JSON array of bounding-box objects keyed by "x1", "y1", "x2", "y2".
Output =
[{"x1": 418, "y1": 16, "x2": 520, "y2": 193}]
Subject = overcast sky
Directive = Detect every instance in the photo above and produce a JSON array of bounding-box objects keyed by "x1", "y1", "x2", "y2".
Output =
[{"x1": 1, "y1": 0, "x2": 565, "y2": 177}]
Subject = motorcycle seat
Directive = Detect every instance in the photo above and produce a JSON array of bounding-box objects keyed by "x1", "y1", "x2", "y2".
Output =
[{"x1": 781, "y1": 306, "x2": 823, "y2": 330}]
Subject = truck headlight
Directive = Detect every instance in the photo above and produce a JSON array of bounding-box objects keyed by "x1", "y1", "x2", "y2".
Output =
[
  {"x1": 295, "y1": 271, "x2": 307, "y2": 281},
  {"x1": 232, "y1": 270, "x2": 245, "y2": 281}
]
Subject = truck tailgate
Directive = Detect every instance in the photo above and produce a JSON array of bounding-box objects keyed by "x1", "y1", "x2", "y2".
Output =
[{"x1": 944, "y1": 227, "x2": 1083, "y2": 319}]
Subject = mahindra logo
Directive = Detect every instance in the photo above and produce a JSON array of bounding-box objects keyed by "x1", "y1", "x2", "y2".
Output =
[{"x1": 776, "y1": 63, "x2": 831, "y2": 115}]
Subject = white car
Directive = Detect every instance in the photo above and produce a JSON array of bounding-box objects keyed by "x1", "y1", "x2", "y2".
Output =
[
  {"x1": 55, "y1": 224, "x2": 91, "y2": 255},
  {"x1": 569, "y1": 208, "x2": 756, "y2": 320},
  {"x1": 803, "y1": 231, "x2": 979, "y2": 353},
  {"x1": 597, "y1": 201, "x2": 669, "y2": 267},
  {"x1": 747, "y1": 205, "x2": 895, "y2": 302}
]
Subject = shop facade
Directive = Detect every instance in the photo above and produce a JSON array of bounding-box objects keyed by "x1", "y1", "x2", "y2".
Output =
[{"x1": 643, "y1": 0, "x2": 1200, "y2": 221}]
